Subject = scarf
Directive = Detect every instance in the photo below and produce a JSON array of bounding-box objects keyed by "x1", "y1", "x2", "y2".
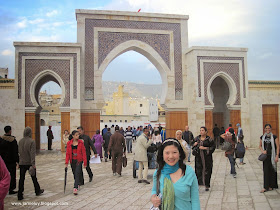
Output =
[
  {"x1": 262, "y1": 133, "x2": 277, "y2": 171},
  {"x1": 161, "y1": 162, "x2": 179, "y2": 210}
]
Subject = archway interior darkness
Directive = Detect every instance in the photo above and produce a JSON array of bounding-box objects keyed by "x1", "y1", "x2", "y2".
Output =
[
  {"x1": 101, "y1": 50, "x2": 163, "y2": 129},
  {"x1": 211, "y1": 76, "x2": 230, "y2": 129}
]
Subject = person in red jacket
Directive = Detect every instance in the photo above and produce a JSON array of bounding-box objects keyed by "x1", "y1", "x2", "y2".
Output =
[{"x1": 65, "y1": 130, "x2": 87, "y2": 195}]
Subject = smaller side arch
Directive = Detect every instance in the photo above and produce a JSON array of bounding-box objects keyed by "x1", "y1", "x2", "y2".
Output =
[
  {"x1": 29, "y1": 70, "x2": 66, "y2": 108},
  {"x1": 207, "y1": 72, "x2": 237, "y2": 107},
  {"x1": 98, "y1": 40, "x2": 170, "y2": 104}
]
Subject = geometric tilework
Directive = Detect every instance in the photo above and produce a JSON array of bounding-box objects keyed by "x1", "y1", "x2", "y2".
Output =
[
  {"x1": 85, "y1": 19, "x2": 183, "y2": 100},
  {"x1": 98, "y1": 32, "x2": 170, "y2": 69},
  {"x1": 197, "y1": 56, "x2": 246, "y2": 100},
  {"x1": 18, "y1": 53, "x2": 77, "y2": 107},
  {"x1": 24, "y1": 59, "x2": 70, "y2": 107},
  {"x1": 203, "y1": 63, "x2": 240, "y2": 105}
]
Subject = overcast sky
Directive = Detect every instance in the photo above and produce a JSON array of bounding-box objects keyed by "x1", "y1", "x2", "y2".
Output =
[{"x1": 0, "y1": 0, "x2": 279, "y2": 94}]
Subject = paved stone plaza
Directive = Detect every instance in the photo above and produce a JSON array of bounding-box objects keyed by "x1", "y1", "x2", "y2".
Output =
[{"x1": 4, "y1": 141, "x2": 280, "y2": 210}]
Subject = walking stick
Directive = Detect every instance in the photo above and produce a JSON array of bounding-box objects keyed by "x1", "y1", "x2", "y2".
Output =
[{"x1": 64, "y1": 167, "x2": 68, "y2": 193}]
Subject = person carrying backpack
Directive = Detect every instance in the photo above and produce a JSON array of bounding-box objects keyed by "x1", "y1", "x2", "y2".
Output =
[{"x1": 236, "y1": 135, "x2": 246, "y2": 165}]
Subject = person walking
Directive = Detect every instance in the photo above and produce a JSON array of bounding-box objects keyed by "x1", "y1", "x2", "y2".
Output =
[
  {"x1": 46, "y1": 126, "x2": 54, "y2": 150},
  {"x1": 77, "y1": 126, "x2": 97, "y2": 183},
  {"x1": 65, "y1": 130, "x2": 87, "y2": 195},
  {"x1": 150, "y1": 138, "x2": 200, "y2": 210},
  {"x1": 18, "y1": 127, "x2": 44, "y2": 200},
  {"x1": 175, "y1": 130, "x2": 189, "y2": 162},
  {"x1": 0, "y1": 156, "x2": 10, "y2": 210},
  {"x1": 108, "y1": 126, "x2": 126, "y2": 176},
  {"x1": 111, "y1": 125, "x2": 115, "y2": 135},
  {"x1": 125, "y1": 126, "x2": 133, "y2": 153},
  {"x1": 182, "y1": 125, "x2": 194, "y2": 162},
  {"x1": 193, "y1": 126, "x2": 215, "y2": 191},
  {"x1": 221, "y1": 128, "x2": 237, "y2": 178},
  {"x1": 92, "y1": 130, "x2": 104, "y2": 160},
  {"x1": 259, "y1": 124, "x2": 279, "y2": 193},
  {"x1": 132, "y1": 126, "x2": 137, "y2": 142},
  {"x1": 102, "y1": 125, "x2": 108, "y2": 137},
  {"x1": 213, "y1": 124, "x2": 220, "y2": 149},
  {"x1": 0, "y1": 126, "x2": 19, "y2": 195},
  {"x1": 62, "y1": 130, "x2": 69, "y2": 150},
  {"x1": 236, "y1": 123, "x2": 243, "y2": 141},
  {"x1": 134, "y1": 128, "x2": 153, "y2": 184},
  {"x1": 160, "y1": 127, "x2": 166, "y2": 142},
  {"x1": 103, "y1": 128, "x2": 112, "y2": 162}
]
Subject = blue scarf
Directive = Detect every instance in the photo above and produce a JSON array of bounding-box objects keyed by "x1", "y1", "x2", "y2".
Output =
[
  {"x1": 161, "y1": 162, "x2": 179, "y2": 210},
  {"x1": 161, "y1": 162, "x2": 180, "y2": 179}
]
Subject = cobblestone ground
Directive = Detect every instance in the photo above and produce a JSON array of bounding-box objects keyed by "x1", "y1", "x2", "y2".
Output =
[{"x1": 4, "y1": 141, "x2": 280, "y2": 210}]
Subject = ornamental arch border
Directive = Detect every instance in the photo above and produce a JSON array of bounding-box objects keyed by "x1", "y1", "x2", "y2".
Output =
[
  {"x1": 29, "y1": 69, "x2": 66, "y2": 109},
  {"x1": 206, "y1": 71, "x2": 237, "y2": 108}
]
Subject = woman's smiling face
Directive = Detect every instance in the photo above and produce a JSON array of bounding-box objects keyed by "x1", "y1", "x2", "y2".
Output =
[{"x1": 163, "y1": 145, "x2": 180, "y2": 166}]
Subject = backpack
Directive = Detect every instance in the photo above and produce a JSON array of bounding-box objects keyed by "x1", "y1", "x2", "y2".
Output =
[{"x1": 235, "y1": 142, "x2": 245, "y2": 158}]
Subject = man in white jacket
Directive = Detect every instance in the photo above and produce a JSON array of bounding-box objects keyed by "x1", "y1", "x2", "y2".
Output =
[{"x1": 134, "y1": 128, "x2": 153, "y2": 184}]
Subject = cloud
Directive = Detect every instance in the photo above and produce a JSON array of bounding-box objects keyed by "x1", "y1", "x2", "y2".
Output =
[
  {"x1": 46, "y1": 10, "x2": 58, "y2": 17},
  {"x1": 259, "y1": 52, "x2": 273, "y2": 60},
  {"x1": 29, "y1": 18, "x2": 44, "y2": 24},
  {"x1": 17, "y1": 18, "x2": 27, "y2": 28},
  {"x1": 1, "y1": 49, "x2": 13, "y2": 56}
]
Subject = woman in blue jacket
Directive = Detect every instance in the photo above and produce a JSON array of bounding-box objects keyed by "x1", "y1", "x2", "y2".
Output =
[{"x1": 151, "y1": 138, "x2": 200, "y2": 210}]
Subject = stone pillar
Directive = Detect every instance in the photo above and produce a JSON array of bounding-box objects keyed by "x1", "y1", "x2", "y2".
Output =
[
  {"x1": 61, "y1": 111, "x2": 70, "y2": 152},
  {"x1": 230, "y1": 109, "x2": 241, "y2": 133},
  {"x1": 205, "y1": 110, "x2": 213, "y2": 138},
  {"x1": 81, "y1": 112, "x2": 100, "y2": 139},
  {"x1": 166, "y1": 111, "x2": 188, "y2": 138}
]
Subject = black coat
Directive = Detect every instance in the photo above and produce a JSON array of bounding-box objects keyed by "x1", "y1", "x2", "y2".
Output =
[
  {"x1": 103, "y1": 132, "x2": 112, "y2": 148},
  {"x1": 0, "y1": 135, "x2": 19, "y2": 164},
  {"x1": 79, "y1": 134, "x2": 97, "y2": 157}
]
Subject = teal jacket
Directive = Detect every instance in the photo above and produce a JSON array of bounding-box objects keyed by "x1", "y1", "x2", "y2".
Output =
[{"x1": 152, "y1": 165, "x2": 200, "y2": 210}]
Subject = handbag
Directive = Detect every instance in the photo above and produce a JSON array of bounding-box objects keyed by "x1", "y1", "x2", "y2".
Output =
[
  {"x1": 122, "y1": 155, "x2": 127, "y2": 167},
  {"x1": 192, "y1": 145, "x2": 200, "y2": 156},
  {"x1": 258, "y1": 153, "x2": 267, "y2": 161},
  {"x1": 221, "y1": 141, "x2": 232, "y2": 151},
  {"x1": 29, "y1": 166, "x2": 36, "y2": 176}
]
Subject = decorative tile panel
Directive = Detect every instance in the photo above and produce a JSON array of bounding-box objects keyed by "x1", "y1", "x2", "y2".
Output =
[
  {"x1": 98, "y1": 32, "x2": 170, "y2": 68},
  {"x1": 203, "y1": 63, "x2": 240, "y2": 105},
  {"x1": 18, "y1": 53, "x2": 77, "y2": 107},
  {"x1": 197, "y1": 56, "x2": 246, "y2": 99},
  {"x1": 85, "y1": 19, "x2": 183, "y2": 100}
]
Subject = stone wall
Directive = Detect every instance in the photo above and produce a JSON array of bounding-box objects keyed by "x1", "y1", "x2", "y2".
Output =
[{"x1": 249, "y1": 81, "x2": 280, "y2": 147}]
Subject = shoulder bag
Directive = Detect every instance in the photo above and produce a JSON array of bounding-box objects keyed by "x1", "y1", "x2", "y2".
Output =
[{"x1": 258, "y1": 153, "x2": 267, "y2": 161}]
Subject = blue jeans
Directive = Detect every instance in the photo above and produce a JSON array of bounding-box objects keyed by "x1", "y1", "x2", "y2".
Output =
[
  {"x1": 228, "y1": 155, "x2": 236, "y2": 175},
  {"x1": 126, "y1": 138, "x2": 132, "y2": 153},
  {"x1": 187, "y1": 144, "x2": 191, "y2": 161},
  {"x1": 239, "y1": 158, "x2": 244, "y2": 163}
]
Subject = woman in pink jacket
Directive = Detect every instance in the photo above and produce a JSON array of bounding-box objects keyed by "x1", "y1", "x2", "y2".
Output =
[{"x1": 0, "y1": 156, "x2": 10, "y2": 210}]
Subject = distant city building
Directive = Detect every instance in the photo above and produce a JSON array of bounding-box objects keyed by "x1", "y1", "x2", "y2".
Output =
[
  {"x1": 0, "y1": 68, "x2": 8, "y2": 79},
  {"x1": 39, "y1": 91, "x2": 61, "y2": 126},
  {"x1": 101, "y1": 85, "x2": 165, "y2": 126}
]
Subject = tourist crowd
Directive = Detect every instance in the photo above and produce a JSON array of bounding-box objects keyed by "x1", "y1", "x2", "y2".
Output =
[{"x1": 0, "y1": 122, "x2": 278, "y2": 210}]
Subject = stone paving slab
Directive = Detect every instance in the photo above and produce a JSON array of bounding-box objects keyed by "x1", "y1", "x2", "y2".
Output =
[{"x1": 4, "y1": 141, "x2": 280, "y2": 209}]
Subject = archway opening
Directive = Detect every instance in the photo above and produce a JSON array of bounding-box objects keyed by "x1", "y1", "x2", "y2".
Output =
[
  {"x1": 101, "y1": 50, "x2": 165, "y2": 133},
  {"x1": 38, "y1": 80, "x2": 62, "y2": 151},
  {"x1": 211, "y1": 76, "x2": 230, "y2": 130}
]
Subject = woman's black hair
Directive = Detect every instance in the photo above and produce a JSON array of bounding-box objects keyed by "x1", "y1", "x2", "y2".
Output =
[
  {"x1": 200, "y1": 126, "x2": 207, "y2": 132},
  {"x1": 96, "y1": 129, "x2": 100, "y2": 134},
  {"x1": 72, "y1": 130, "x2": 79, "y2": 136},
  {"x1": 264, "y1": 124, "x2": 272, "y2": 128},
  {"x1": 156, "y1": 138, "x2": 186, "y2": 183},
  {"x1": 229, "y1": 128, "x2": 236, "y2": 142}
]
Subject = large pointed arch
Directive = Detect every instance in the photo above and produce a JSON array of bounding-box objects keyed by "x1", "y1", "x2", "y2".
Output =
[{"x1": 97, "y1": 40, "x2": 169, "y2": 104}]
